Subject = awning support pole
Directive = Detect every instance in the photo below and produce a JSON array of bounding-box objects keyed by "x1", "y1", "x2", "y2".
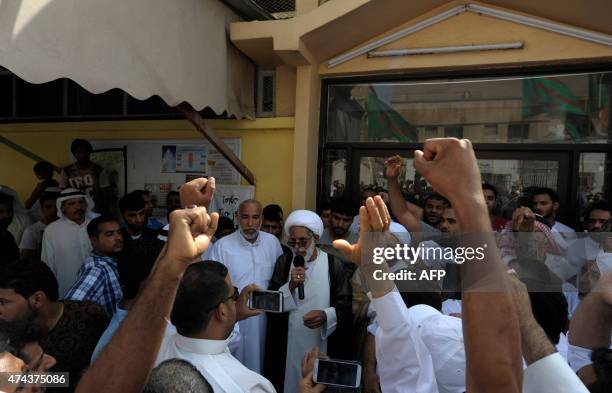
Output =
[
  {"x1": 177, "y1": 102, "x2": 256, "y2": 185},
  {"x1": 0, "y1": 135, "x2": 61, "y2": 173}
]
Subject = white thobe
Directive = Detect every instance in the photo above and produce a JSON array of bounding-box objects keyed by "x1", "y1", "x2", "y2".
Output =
[
  {"x1": 372, "y1": 291, "x2": 439, "y2": 393},
  {"x1": 567, "y1": 236, "x2": 601, "y2": 270},
  {"x1": 208, "y1": 230, "x2": 283, "y2": 373},
  {"x1": 551, "y1": 221, "x2": 576, "y2": 253},
  {"x1": 41, "y1": 215, "x2": 97, "y2": 297},
  {"x1": 523, "y1": 353, "x2": 589, "y2": 393},
  {"x1": 279, "y1": 250, "x2": 337, "y2": 393},
  {"x1": 156, "y1": 332, "x2": 276, "y2": 393},
  {"x1": 369, "y1": 304, "x2": 464, "y2": 393}
]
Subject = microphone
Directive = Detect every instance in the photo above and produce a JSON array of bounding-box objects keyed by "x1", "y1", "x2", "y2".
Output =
[{"x1": 293, "y1": 255, "x2": 305, "y2": 300}]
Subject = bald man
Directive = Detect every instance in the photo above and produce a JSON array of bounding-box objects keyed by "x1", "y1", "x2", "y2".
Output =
[{"x1": 207, "y1": 199, "x2": 283, "y2": 373}]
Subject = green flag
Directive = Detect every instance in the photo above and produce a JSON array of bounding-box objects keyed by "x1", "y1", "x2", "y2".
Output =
[
  {"x1": 522, "y1": 77, "x2": 587, "y2": 141},
  {"x1": 588, "y1": 73, "x2": 610, "y2": 114},
  {"x1": 366, "y1": 87, "x2": 418, "y2": 142}
]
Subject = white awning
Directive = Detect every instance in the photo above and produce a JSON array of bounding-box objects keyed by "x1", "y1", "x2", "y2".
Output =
[{"x1": 0, "y1": 0, "x2": 254, "y2": 118}]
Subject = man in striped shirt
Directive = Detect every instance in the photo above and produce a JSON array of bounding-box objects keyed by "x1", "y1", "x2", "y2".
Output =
[{"x1": 65, "y1": 215, "x2": 124, "y2": 315}]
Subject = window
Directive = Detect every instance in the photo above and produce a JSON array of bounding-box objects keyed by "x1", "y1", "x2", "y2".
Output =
[
  {"x1": 444, "y1": 126, "x2": 463, "y2": 138},
  {"x1": 326, "y1": 72, "x2": 612, "y2": 144}
]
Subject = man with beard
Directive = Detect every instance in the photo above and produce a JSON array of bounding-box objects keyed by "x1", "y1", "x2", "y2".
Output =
[
  {"x1": 422, "y1": 193, "x2": 449, "y2": 228},
  {"x1": 208, "y1": 199, "x2": 283, "y2": 373},
  {"x1": 265, "y1": 210, "x2": 351, "y2": 393},
  {"x1": 320, "y1": 200, "x2": 357, "y2": 247},
  {"x1": 41, "y1": 189, "x2": 99, "y2": 297},
  {"x1": 530, "y1": 187, "x2": 576, "y2": 250},
  {"x1": 567, "y1": 201, "x2": 611, "y2": 269},
  {"x1": 65, "y1": 216, "x2": 124, "y2": 315},
  {"x1": 0, "y1": 260, "x2": 109, "y2": 392},
  {"x1": 0, "y1": 192, "x2": 19, "y2": 265},
  {"x1": 0, "y1": 320, "x2": 57, "y2": 393}
]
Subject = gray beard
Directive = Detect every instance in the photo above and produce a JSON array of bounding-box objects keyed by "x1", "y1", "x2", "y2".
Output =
[{"x1": 240, "y1": 228, "x2": 259, "y2": 241}]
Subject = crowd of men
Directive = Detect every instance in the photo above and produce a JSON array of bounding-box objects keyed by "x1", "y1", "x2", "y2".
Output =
[{"x1": 0, "y1": 137, "x2": 611, "y2": 393}]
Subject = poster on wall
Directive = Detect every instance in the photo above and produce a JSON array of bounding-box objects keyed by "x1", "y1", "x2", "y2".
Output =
[
  {"x1": 158, "y1": 140, "x2": 240, "y2": 183},
  {"x1": 161, "y1": 145, "x2": 177, "y2": 173},
  {"x1": 207, "y1": 139, "x2": 241, "y2": 184},
  {"x1": 213, "y1": 185, "x2": 255, "y2": 227},
  {"x1": 176, "y1": 145, "x2": 207, "y2": 173},
  {"x1": 91, "y1": 148, "x2": 126, "y2": 220}
]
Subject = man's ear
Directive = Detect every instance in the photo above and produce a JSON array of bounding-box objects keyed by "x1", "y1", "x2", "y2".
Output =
[
  {"x1": 29, "y1": 291, "x2": 46, "y2": 309},
  {"x1": 314, "y1": 234, "x2": 320, "y2": 243},
  {"x1": 553, "y1": 202, "x2": 560, "y2": 212},
  {"x1": 215, "y1": 303, "x2": 228, "y2": 323}
]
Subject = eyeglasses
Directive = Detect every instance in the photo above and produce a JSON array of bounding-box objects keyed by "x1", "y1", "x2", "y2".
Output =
[
  {"x1": 288, "y1": 236, "x2": 313, "y2": 248},
  {"x1": 206, "y1": 286, "x2": 239, "y2": 312}
]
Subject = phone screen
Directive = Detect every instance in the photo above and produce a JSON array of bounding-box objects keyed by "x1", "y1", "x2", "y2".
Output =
[
  {"x1": 315, "y1": 359, "x2": 359, "y2": 387},
  {"x1": 251, "y1": 291, "x2": 281, "y2": 312}
]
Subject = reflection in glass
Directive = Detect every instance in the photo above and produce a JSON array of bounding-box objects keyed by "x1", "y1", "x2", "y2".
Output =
[
  {"x1": 327, "y1": 72, "x2": 612, "y2": 144},
  {"x1": 322, "y1": 150, "x2": 347, "y2": 200},
  {"x1": 578, "y1": 153, "x2": 611, "y2": 223}
]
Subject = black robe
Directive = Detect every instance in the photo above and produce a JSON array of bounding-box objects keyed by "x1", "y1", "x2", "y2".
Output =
[{"x1": 263, "y1": 247, "x2": 353, "y2": 392}]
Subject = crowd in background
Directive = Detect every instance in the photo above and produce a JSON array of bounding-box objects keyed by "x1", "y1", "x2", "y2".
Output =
[{"x1": 0, "y1": 138, "x2": 611, "y2": 393}]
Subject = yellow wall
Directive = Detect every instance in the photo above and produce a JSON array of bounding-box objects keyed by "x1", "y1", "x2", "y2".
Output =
[{"x1": 0, "y1": 117, "x2": 295, "y2": 215}]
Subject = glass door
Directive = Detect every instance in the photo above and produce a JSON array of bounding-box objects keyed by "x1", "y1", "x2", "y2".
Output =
[{"x1": 349, "y1": 149, "x2": 572, "y2": 224}]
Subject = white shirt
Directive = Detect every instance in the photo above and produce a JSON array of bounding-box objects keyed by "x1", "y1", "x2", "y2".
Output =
[
  {"x1": 551, "y1": 221, "x2": 576, "y2": 252},
  {"x1": 7, "y1": 211, "x2": 33, "y2": 246},
  {"x1": 441, "y1": 299, "x2": 462, "y2": 316},
  {"x1": 41, "y1": 215, "x2": 97, "y2": 297},
  {"x1": 156, "y1": 332, "x2": 276, "y2": 393},
  {"x1": 369, "y1": 303, "x2": 464, "y2": 393},
  {"x1": 372, "y1": 291, "x2": 439, "y2": 393},
  {"x1": 567, "y1": 236, "x2": 601, "y2": 270},
  {"x1": 208, "y1": 230, "x2": 283, "y2": 373},
  {"x1": 523, "y1": 353, "x2": 589, "y2": 393},
  {"x1": 19, "y1": 221, "x2": 47, "y2": 251}
]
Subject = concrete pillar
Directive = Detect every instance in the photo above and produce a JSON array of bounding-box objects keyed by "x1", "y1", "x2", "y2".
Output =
[
  {"x1": 291, "y1": 64, "x2": 320, "y2": 210},
  {"x1": 275, "y1": 65, "x2": 296, "y2": 117},
  {"x1": 296, "y1": 0, "x2": 319, "y2": 16}
]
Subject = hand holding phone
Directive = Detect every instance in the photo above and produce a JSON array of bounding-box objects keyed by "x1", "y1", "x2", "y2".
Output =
[
  {"x1": 237, "y1": 284, "x2": 263, "y2": 321},
  {"x1": 248, "y1": 290, "x2": 283, "y2": 313},
  {"x1": 313, "y1": 358, "x2": 362, "y2": 389}
]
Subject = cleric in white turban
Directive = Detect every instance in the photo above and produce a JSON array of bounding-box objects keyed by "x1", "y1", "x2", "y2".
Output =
[{"x1": 264, "y1": 210, "x2": 352, "y2": 393}]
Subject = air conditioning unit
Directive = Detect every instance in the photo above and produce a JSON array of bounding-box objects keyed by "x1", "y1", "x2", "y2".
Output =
[
  {"x1": 256, "y1": 69, "x2": 276, "y2": 117},
  {"x1": 251, "y1": 0, "x2": 295, "y2": 19}
]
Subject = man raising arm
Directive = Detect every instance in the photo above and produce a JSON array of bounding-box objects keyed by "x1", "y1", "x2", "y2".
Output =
[{"x1": 76, "y1": 178, "x2": 218, "y2": 393}]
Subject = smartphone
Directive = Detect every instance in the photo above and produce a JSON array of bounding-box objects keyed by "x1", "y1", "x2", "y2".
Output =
[
  {"x1": 248, "y1": 290, "x2": 283, "y2": 313},
  {"x1": 313, "y1": 358, "x2": 362, "y2": 388}
]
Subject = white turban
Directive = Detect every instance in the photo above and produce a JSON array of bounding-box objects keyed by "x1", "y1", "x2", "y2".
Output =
[
  {"x1": 284, "y1": 210, "x2": 324, "y2": 238},
  {"x1": 56, "y1": 188, "x2": 95, "y2": 219}
]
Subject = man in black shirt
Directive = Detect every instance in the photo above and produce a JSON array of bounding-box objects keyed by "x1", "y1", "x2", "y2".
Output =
[{"x1": 0, "y1": 261, "x2": 109, "y2": 392}]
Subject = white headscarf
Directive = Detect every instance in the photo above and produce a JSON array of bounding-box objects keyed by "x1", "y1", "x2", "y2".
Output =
[
  {"x1": 56, "y1": 188, "x2": 95, "y2": 219},
  {"x1": 284, "y1": 210, "x2": 324, "y2": 238}
]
